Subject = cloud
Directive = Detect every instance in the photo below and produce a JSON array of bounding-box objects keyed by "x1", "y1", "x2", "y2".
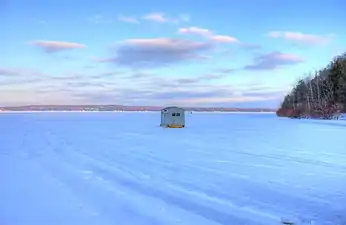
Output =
[
  {"x1": 0, "y1": 67, "x2": 46, "y2": 78},
  {"x1": 117, "y1": 15, "x2": 139, "y2": 24},
  {"x1": 0, "y1": 77, "x2": 46, "y2": 87},
  {"x1": 102, "y1": 38, "x2": 213, "y2": 67},
  {"x1": 201, "y1": 73, "x2": 225, "y2": 79},
  {"x1": 214, "y1": 68, "x2": 236, "y2": 74},
  {"x1": 244, "y1": 51, "x2": 305, "y2": 70},
  {"x1": 0, "y1": 68, "x2": 83, "y2": 89},
  {"x1": 74, "y1": 85, "x2": 281, "y2": 107},
  {"x1": 62, "y1": 70, "x2": 231, "y2": 105},
  {"x1": 268, "y1": 31, "x2": 334, "y2": 44},
  {"x1": 142, "y1": 12, "x2": 190, "y2": 24},
  {"x1": 178, "y1": 27, "x2": 213, "y2": 37},
  {"x1": 178, "y1": 26, "x2": 240, "y2": 44},
  {"x1": 49, "y1": 74, "x2": 83, "y2": 81},
  {"x1": 47, "y1": 71, "x2": 124, "y2": 84},
  {"x1": 0, "y1": 69, "x2": 48, "y2": 87},
  {"x1": 157, "y1": 73, "x2": 226, "y2": 87},
  {"x1": 64, "y1": 81, "x2": 106, "y2": 88},
  {"x1": 143, "y1": 13, "x2": 167, "y2": 23},
  {"x1": 0, "y1": 68, "x2": 20, "y2": 76},
  {"x1": 0, "y1": 65, "x2": 285, "y2": 108},
  {"x1": 30, "y1": 40, "x2": 86, "y2": 53},
  {"x1": 210, "y1": 35, "x2": 239, "y2": 43},
  {"x1": 0, "y1": 89, "x2": 88, "y2": 106},
  {"x1": 175, "y1": 95, "x2": 277, "y2": 106},
  {"x1": 93, "y1": 71, "x2": 120, "y2": 78},
  {"x1": 89, "y1": 14, "x2": 139, "y2": 24},
  {"x1": 90, "y1": 12, "x2": 188, "y2": 25},
  {"x1": 70, "y1": 89, "x2": 215, "y2": 106},
  {"x1": 0, "y1": 68, "x2": 125, "y2": 98},
  {"x1": 73, "y1": 89, "x2": 155, "y2": 105},
  {"x1": 159, "y1": 85, "x2": 285, "y2": 107},
  {"x1": 151, "y1": 90, "x2": 230, "y2": 100},
  {"x1": 0, "y1": 67, "x2": 110, "y2": 88}
]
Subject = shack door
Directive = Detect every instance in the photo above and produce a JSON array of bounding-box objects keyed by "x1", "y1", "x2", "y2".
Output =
[
  {"x1": 171, "y1": 112, "x2": 177, "y2": 124},
  {"x1": 172, "y1": 112, "x2": 182, "y2": 125}
]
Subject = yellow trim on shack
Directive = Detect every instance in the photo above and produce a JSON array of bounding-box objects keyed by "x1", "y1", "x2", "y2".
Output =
[{"x1": 167, "y1": 124, "x2": 185, "y2": 128}]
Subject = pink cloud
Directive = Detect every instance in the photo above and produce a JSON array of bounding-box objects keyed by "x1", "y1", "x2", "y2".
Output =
[
  {"x1": 30, "y1": 40, "x2": 86, "y2": 53},
  {"x1": 143, "y1": 12, "x2": 190, "y2": 24},
  {"x1": 0, "y1": 68, "x2": 20, "y2": 76},
  {"x1": 210, "y1": 35, "x2": 240, "y2": 43},
  {"x1": 179, "y1": 27, "x2": 240, "y2": 44},
  {"x1": 244, "y1": 51, "x2": 305, "y2": 70},
  {"x1": 122, "y1": 38, "x2": 211, "y2": 52},
  {"x1": 102, "y1": 38, "x2": 213, "y2": 67},
  {"x1": 0, "y1": 67, "x2": 45, "y2": 77},
  {"x1": 268, "y1": 31, "x2": 334, "y2": 44}
]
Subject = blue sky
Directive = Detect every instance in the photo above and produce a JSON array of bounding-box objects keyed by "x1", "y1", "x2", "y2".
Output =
[{"x1": 1, "y1": 0, "x2": 345, "y2": 108}]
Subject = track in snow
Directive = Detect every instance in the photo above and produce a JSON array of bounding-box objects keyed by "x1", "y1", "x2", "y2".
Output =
[{"x1": 1, "y1": 112, "x2": 346, "y2": 225}]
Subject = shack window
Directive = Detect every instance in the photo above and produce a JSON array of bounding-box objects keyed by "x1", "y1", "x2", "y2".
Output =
[
  {"x1": 172, "y1": 113, "x2": 176, "y2": 116},
  {"x1": 176, "y1": 113, "x2": 180, "y2": 116}
]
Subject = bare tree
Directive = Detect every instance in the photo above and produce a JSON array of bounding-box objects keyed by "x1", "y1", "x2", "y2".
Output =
[{"x1": 276, "y1": 51, "x2": 345, "y2": 120}]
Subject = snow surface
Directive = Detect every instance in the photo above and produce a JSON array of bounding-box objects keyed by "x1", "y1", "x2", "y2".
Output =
[{"x1": 0, "y1": 112, "x2": 345, "y2": 225}]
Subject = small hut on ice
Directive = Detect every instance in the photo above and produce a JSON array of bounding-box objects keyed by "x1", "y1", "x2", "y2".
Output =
[{"x1": 160, "y1": 106, "x2": 185, "y2": 128}]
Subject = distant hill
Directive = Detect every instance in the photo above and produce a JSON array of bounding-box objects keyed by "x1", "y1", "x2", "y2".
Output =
[{"x1": 0, "y1": 105, "x2": 275, "y2": 112}]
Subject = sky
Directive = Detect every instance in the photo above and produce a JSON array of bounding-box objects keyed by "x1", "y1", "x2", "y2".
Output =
[{"x1": 1, "y1": 0, "x2": 346, "y2": 108}]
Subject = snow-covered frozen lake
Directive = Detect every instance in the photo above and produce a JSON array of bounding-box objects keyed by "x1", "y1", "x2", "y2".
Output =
[{"x1": 1, "y1": 112, "x2": 345, "y2": 225}]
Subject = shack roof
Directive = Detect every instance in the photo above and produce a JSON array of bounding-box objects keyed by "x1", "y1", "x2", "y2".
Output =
[{"x1": 161, "y1": 106, "x2": 185, "y2": 111}]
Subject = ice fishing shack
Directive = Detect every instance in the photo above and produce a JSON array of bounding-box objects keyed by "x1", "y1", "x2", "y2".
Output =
[{"x1": 160, "y1": 106, "x2": 185, "y2": 128}]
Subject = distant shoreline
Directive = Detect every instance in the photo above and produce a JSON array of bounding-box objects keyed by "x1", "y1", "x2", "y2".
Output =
[
  {"x1": 0, "y1": 105, "x2": 275, "y2": 113},
  {"x1": 0, "y1": 111, "x2": 275, "y2": 114}
]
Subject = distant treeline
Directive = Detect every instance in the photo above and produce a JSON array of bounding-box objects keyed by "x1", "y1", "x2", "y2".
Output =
[
  {"x1": 277, "y1": 52, "x2": 346, "y2": 119},
  {"x1": 0, "y1": 105, "x2": 275, "y2": 112}
]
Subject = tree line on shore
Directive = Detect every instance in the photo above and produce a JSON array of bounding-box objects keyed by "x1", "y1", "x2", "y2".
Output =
[{"x1": 277, "y1": 52, "x2": 346, "y2": 119}]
